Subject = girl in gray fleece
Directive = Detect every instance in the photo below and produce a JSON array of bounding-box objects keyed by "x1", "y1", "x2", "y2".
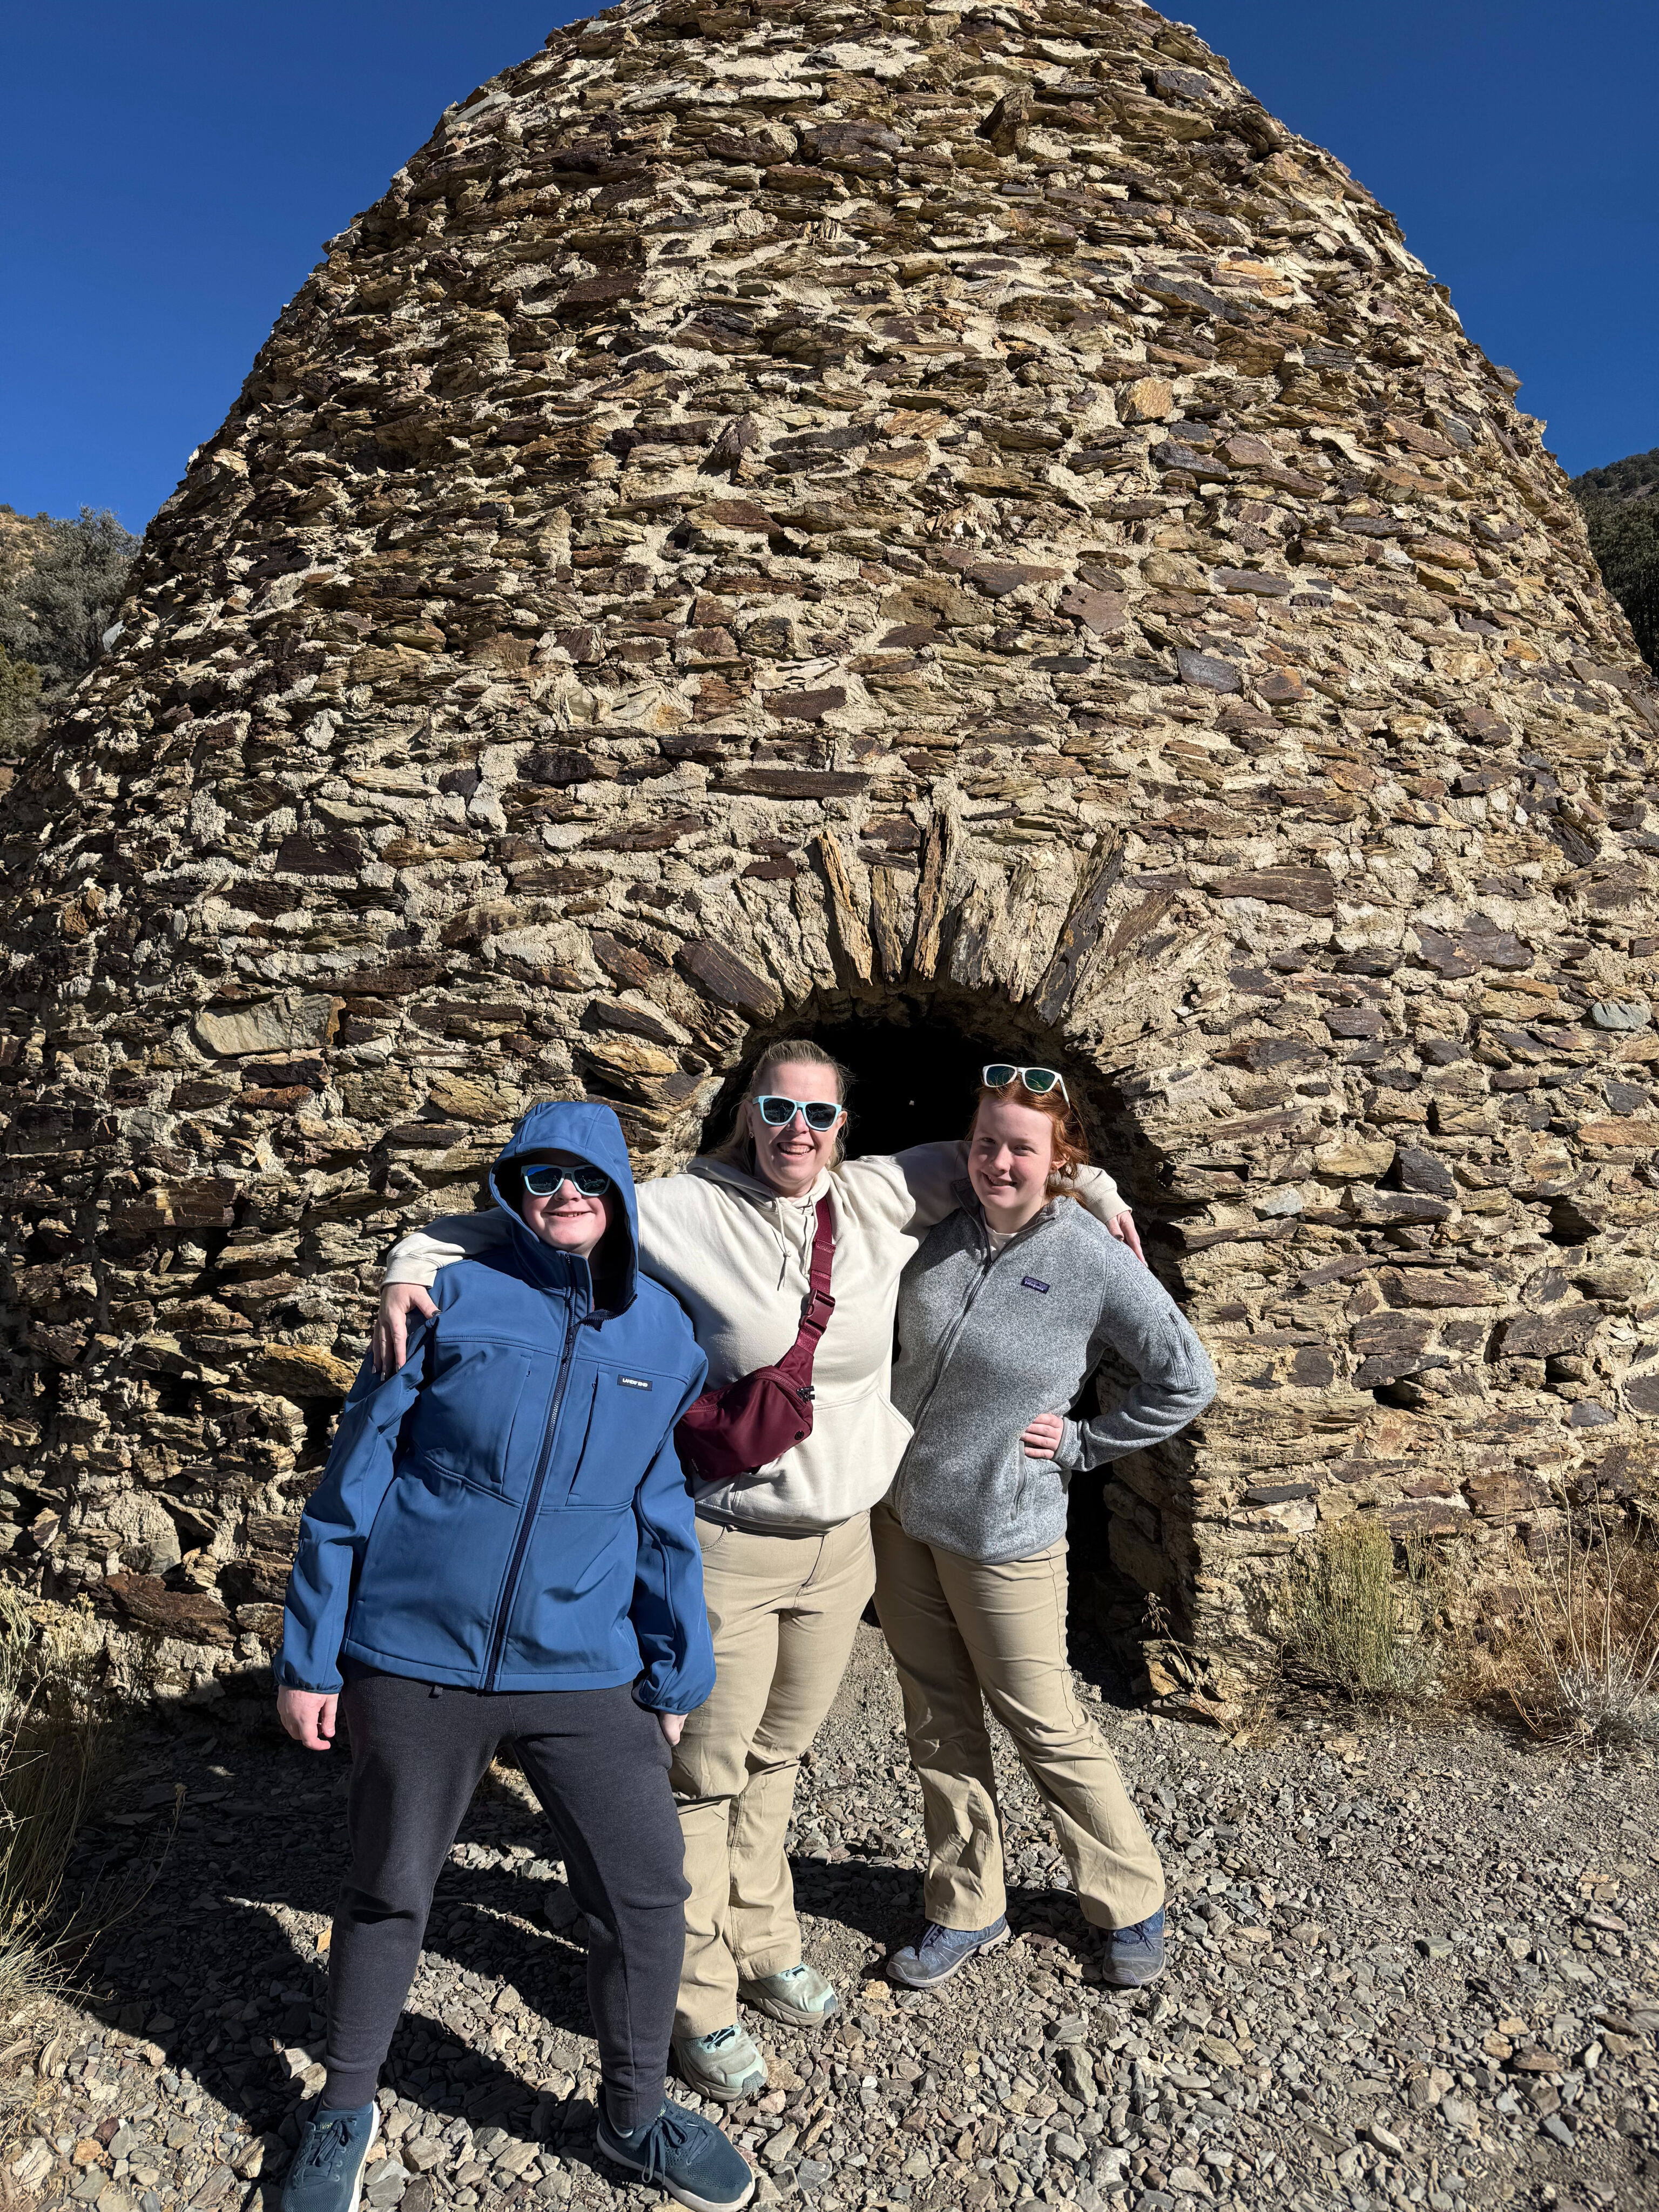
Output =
[{"x1": 873, "y1": 1070, "x2": 1216, "y2": 1993}]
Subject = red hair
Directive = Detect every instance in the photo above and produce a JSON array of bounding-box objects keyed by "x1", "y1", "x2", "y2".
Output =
[{"x1": 967, "y1": 1082, "x2": 1087, "y2": 1199}]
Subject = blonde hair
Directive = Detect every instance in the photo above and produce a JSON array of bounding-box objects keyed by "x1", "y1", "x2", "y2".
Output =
[{"x1": 711, "y1": 1037, "x2": 854, "y2": 1168}]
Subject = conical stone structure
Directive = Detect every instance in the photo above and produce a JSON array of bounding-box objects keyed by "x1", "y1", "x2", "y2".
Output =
[{"x1": 4, "y1": 0, "x2": 1657, "y2": 1718}]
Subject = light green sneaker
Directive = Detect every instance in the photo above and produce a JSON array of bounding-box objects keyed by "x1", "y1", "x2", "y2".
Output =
[
  {"x1": 673, "y1": 2022, "x2": 768, "y2": 2103},
  {"x1": 739, "y1": 1961, "x2": 840, "y2": 2028}
]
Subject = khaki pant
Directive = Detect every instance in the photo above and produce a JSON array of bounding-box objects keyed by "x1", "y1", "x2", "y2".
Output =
[
  {"x1": 670, "y1": 1513, "x2": 875, "y2": 2039},
  {"x1": 871, "y1": 1501, "x2": 1164, "y2": 1933}
]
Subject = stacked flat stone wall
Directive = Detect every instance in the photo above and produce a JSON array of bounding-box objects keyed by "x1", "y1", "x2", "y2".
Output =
[{"x1": 2, "y1": 0, "x2": 1656, "y2": 1719}]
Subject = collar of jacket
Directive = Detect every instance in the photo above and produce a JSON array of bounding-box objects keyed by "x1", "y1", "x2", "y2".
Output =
[
  {"x1": 949, "y1": 1179, "x2": 1069, "y2": 1247},
  {"x1": 488, "y1": 1098, "x2": 642, "y2": 1314}
]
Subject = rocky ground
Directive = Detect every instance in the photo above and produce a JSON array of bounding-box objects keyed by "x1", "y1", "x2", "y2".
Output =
[{"x1": 6, "y1": 1620, "x2": 1658, "y2": 2212}]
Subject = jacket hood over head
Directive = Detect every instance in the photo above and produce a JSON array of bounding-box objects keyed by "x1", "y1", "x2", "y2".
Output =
[{"x1": 489, "y1": 1100, "x2": 640, "y2": 1310}]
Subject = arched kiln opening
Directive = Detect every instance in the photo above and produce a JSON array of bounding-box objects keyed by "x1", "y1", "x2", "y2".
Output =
[
  {"x1": 696, "y1": 990, "x2": 1143, "y2": 1172},
  {"x1": 695, "y1": 993, "x2": 1197, "y2": 1662}
]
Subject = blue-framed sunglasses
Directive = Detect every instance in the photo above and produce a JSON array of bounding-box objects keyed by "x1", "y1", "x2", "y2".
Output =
[
  {"x1": 519, "y1": 1163, "x2": 613, "y2": 1198},
  {"x1": 754, "y1": 1095, "x2": 844, "y2": 1131}
]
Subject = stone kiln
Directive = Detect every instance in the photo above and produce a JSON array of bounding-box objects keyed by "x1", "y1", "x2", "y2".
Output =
[{"x1": 3, "y1": 0, "x2": 1657, "y2": 1717}]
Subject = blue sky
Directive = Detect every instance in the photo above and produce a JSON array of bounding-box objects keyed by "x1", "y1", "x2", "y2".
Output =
[{"x1": 3, "y1": 1, "x2": 1654, "y2": 531}]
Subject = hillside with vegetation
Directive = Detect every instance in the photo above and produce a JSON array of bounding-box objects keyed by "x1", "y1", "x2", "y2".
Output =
[
  {"x1": 1572, "y1": 448, "x2": 1659, "y2": 671},
  {"x1": 0, "y1": 505, "x2": 139, "y2": 765}
]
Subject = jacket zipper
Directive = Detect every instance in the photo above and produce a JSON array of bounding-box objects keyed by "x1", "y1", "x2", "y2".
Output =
[
  {"x1": 483, "y1": 1300, "x2": 586, "y2": 1691},
  {"x1": 892, "y1": 1213, "x2": 1042, "y2": 1512}
]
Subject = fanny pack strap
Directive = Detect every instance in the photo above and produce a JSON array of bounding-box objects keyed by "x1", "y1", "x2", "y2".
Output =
[{"x1": 773, "y1": 1196, "x2": 836, "y2": 1395}]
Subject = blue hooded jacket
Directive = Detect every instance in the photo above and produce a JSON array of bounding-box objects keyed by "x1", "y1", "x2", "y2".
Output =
[{"x1": 276, "y1": 1102, "x2": 714, "y2": 1710}]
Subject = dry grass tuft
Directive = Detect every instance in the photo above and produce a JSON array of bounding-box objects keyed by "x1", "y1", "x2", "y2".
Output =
[
  {"x1": 1489, "y1": 1499, "x2": 1659, "y2": 1751},
  {"x1": 1277, "y1": 1517, "x2": 1441, "y2": 1703},
  {"x1": 0, "y1": 1589, "x2": 106, "y2": 2011}
]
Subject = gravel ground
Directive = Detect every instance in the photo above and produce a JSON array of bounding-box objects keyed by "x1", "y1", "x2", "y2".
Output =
[{"x1": 6, "y1": 1618, "x2": 1658, "y2": 2212}]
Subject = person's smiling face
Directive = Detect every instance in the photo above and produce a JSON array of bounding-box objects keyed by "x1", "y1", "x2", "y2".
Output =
[
  {"x1": 743, "y1": 1060, "x2": 845, "y2": 1199},
  {"x1": 967, "y1": 1096, "x2": 1054, "y2": 1232},
  {"x1": 515, "y1": 1149, "x2": 615, "y2": 1259}
]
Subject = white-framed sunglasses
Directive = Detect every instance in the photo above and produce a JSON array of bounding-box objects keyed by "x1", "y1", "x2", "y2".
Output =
[
  {"x1": 753, "y1": 1095, "x2": 844, "y2": 1132},
  {"x1": 982, "y1": 1063, "x2": 1070, "y2": 1102}
]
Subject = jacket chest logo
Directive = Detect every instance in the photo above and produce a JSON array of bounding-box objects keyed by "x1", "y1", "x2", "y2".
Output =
[
  {"x1": 617, "y1": 1375, "x2": 652, "y2": 1390},
  {"x1": 1021, "y1": 1277, "x2": 1050, "y2": 1294}
]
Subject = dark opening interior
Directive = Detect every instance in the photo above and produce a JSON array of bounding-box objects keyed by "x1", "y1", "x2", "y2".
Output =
[
  {"x1": 699, "y1": 996, "x2": 1125, "y2": 1168},
  {"x1": 818, "y1": 1010, "x2": 1016, "y2": 1158}
]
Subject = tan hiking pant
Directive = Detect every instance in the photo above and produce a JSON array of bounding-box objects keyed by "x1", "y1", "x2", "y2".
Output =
[
  {"x1": 871, "y1": 1501, "x2": 1164, "y2": 1933},
  {"x1": 670, "y1": 1513, "x2": 875, "y2": 2039}
]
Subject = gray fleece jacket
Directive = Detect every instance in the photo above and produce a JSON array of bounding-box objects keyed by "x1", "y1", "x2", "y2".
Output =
[{"x1": 887, "y1": 1190, "x2": 1217, "y2": 1566}]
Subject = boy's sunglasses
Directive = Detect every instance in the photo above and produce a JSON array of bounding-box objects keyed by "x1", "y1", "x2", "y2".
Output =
[
  {"x1": 983, "y1": 1064, "x2": 1070, "y2": 1102},
  {"x1": 754, "y1": 1095, "x2": 844, "y2": 1131},
  {"x1": 519, "y1": 1164, "x2": 613, "y2": 1198}
]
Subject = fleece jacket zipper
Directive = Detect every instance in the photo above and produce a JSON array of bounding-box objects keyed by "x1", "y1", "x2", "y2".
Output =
[
  {"x1": 891, "y1": 1213, "x2": 1040, "y2": 1516},
  {"x1": 483, "y1": 1294, "x2": 589, "y2": 1691}
]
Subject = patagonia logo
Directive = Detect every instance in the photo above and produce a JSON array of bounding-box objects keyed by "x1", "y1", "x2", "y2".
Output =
[
  {"x1": 1021, "y1": 1276, "x2": 1051, "y2": 1294},
  {"x1": 617, "y1": 1375, "x2": 652, "y2": 1390}
]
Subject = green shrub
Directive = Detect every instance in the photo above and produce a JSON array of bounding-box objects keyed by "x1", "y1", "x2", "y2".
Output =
[
  {"x1": 0, "y1": 645, "x2": 41, "y2": 755},
  {"x1": 1278, "y1": 1517, "x2": 1439, "y2": 1701},
  {"x1": 1579, "y1": 497, "x2": 1659, "y2": 671},
  {"x1": 1570, "y1": 450, "x2": 1659, "y2": 673},
  {"x1": 0, "y1": 507, "x2": 138, "y2": 700}
]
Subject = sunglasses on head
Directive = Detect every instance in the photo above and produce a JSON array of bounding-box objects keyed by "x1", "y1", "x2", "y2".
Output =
[
  {"x1": 983, "y1": 1064, "x2": 1070, "y2": 1102},
  {"x1": 518, "y1": 1164, "x2": 613, "y2": 1198},
  {"x1": 753, "y1": 1095, "x2": 844, "y2": 1131}
]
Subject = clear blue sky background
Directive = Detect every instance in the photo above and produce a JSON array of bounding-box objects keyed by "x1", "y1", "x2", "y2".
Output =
[{"x1": 3, "y1": 1, "x2": 1654, "y2": 532}]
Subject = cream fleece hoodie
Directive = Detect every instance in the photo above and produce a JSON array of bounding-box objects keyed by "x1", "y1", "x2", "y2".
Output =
[{"x1": 382, "y1": 1144, "x2": 1124, "y2": 1535}]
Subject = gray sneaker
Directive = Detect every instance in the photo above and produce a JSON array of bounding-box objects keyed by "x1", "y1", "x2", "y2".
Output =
[
  {"x1": 597, "y1": 2097, "x2": 756, "y2": 2211},
  {"x1": 281, "y1": 2105, "x2": 380, "y2": 2212},
  {"x1": 673, "y1": 2023, "x2": 768, "y2": 2103},
  {"x1": 739, "y1": 1961, "x2": 840, "y2": 2028}
]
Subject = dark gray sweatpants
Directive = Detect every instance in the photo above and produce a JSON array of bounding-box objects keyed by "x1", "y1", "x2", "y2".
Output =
[{"x1": 324, "y1": 1666, "x2": 688, "y2": 2130}]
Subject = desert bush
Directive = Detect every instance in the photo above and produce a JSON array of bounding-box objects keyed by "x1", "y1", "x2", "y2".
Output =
[
  {"x1": 1578, "y1": 495, "x2": 1659, "y2": 672},
  {"x1": 1496, "y1": 1500, "x2": 1659, "y2": 1750},
  {"x1": 0, "y1": 647, "x2": 41, "y2": 754},
  {"x1": 0, "y1": 1591, "x2": 105, "y2": 2009},
  {"x1": 1278, "y1": 1516, "x2": 1440, "y2": 1701},
  {"x1": 0, "y1": 508, "x2": 138, "y2": 699}
]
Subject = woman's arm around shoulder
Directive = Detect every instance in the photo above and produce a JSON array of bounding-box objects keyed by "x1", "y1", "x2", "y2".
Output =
[
  {"x1": 386, "y1": 1212, "x2": 508, "y2": 1285},
  {"x1": 375, "y1": 1212, "x2": 508, "y2": 1374}
]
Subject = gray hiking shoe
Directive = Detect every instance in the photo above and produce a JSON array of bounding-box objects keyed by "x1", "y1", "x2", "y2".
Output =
[
  {"x1": 739, "y1": 1961, "x2": 840, "y2": 2028},
  {"x1": 886, "y1": 1916, "x2": 1009, "y2": 1988},
  {"x1": 673, "y1": 2022, "x2": 768, "y2": 2103},
  {"x1": 1100, "y1": 1906, "x2": 1166, "y2": 1988}
]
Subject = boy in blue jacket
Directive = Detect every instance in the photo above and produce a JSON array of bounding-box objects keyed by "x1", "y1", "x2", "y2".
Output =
[{"x1": 274, "y1": 1103, "x2": 753, "y2": 2212}]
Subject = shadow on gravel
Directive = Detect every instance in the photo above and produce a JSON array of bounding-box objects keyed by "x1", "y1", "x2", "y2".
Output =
[
  {"x1": 68, "y1": 1728, "x2": 619, "y2": 2149},
  {"x1": 69, "y1": 1697, "x2": 1135, "y2": 2160}
]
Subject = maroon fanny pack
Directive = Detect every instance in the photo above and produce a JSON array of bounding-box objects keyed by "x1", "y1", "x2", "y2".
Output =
[{"x1": 674, "y1": 1196, "x2": 835, "y2": 1486}]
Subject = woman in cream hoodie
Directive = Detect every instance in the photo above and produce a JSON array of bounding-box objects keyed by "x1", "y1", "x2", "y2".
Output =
[{"x1": 372, "y1": 1041, "x2": 1139, "y2": 2101}]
